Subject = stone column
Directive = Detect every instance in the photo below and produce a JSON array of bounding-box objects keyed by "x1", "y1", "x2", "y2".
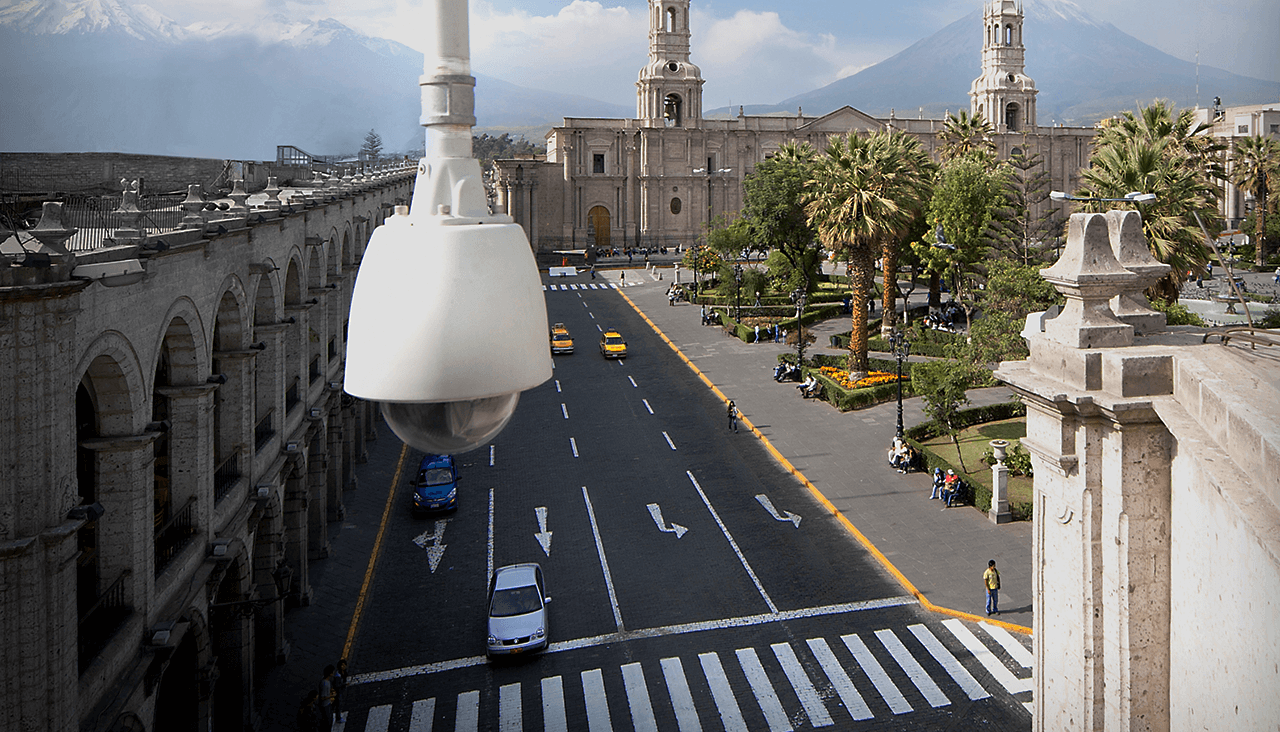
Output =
[
  {"x1": 155, "y1": 384, "x2": 218, "y2": 551},
  {"x1": 281, "y1": 456, "x2": 310, "y2": 606},
  {"x1": 306, "y1": 428, "x2": 329, "y2": 560}
]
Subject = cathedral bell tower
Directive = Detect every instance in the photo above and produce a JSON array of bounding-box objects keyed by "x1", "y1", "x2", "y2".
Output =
[
  {"x1": 637, "y1": 0, "x2": 704, "y2": 128},
  {"x1": 970, "y1": 0, "x2": 1037, "y2": 132}
]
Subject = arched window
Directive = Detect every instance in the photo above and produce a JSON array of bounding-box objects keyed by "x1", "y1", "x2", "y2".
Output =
[
  {"x1": 667, "y1": 7, "x2": 676, "y2": 32},
  {"x1": 1006, "y1": 102, "x2": 1020, "y2": 132},
  {"x1": 664, "y1": 93, "x2": 683, "y2": 127},
  {"x1": 1005, "y1": 24, "x2": 1013, "y2": 46}
]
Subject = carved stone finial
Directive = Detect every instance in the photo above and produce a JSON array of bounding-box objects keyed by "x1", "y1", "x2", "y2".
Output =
[
  {"x1": 113, "y1": 179, "x2": 144, "y2": 241},
  {"x1": 1039, "y1": 212, "x2": 1136, "y2": 349},
  {"x1": 181, "y1": 184, "x2": 205, "y2": 228},
  {"x1": 27, "y1": 201, "x2": 78, "y2": 257},
  {"x1": 228, "y1": 178, "x2": 249, "y2": 213},
  {"x1": 263, "y1": 177, "x2": 282, "y2": 209},
  {"x1": 1106, "y1": 209, "x2": 1170, "y2": 334}
]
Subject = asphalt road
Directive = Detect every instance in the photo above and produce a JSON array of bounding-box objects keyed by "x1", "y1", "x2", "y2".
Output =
[{"x1": 332, "y1": 280, "x2": 1032, "y2": 732}]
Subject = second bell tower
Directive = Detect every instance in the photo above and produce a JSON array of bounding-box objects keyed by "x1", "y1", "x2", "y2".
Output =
[
  {"x1": 636, "y1": 0, "x2": 704, "y2": 128},
  {"x1": 970, "y1": 0, "x2": 1038, "y2": 132}
]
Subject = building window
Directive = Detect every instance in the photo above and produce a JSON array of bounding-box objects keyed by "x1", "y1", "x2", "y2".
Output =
[
  {"x1": 593, "y1": 154, "x2": 605, "y2": 174},
  {"x1": 1271, "y1": 124, "x2": 1279, "y2": 134},
  {"x1": 1238, "y1": 125, "x2": 1250, "y2": 134},
  {"x1": 670, "y1": 198, "x2": 682, "y2": 215}
]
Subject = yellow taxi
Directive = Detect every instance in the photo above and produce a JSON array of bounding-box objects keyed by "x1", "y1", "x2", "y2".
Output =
[
  {"x1": 550, "y1": 323, "x2": 574, "y2": 354},
  {"x1": 599, "y1": 329, "x2": 627, "y2": 359}
]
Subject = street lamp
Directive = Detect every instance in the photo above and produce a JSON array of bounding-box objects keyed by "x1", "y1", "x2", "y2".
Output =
[
  {"x1": 733, "y1": 263, "x2": 743, "y2": 322},
  {"x1": 1049, "y1": 191, "x2": 1157, "y2": 204},
  {"x1": 888, "y1": 329, "x2": 911, "y2": 439},
  {"x1": 790, "y1": 286, "x2": 808, "y2": 367},
  {"x1": 895, "y1": 266, "x2": 916, "y2": 327}
]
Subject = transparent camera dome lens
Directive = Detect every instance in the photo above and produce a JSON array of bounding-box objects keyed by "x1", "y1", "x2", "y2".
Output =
[{"x1": 380, "y1": 393, "x2": 520, "y2": 455}]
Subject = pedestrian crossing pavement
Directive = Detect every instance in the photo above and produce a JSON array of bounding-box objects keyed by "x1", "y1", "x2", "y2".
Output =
[
  {"x1": 340, "y1": 619, "x2": 1032, "y2": 731},
  {"x1": 542, "y1": 282, "x2": 639, "y2": 291}
]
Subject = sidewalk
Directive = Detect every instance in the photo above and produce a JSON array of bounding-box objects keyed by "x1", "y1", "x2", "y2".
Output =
[{"x1": 621, "y1": 268, "x2": 1033, "y2": 630}]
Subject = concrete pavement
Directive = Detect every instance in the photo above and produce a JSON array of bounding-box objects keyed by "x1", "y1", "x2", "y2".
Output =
[{"x1": 617, "y1": 267, "x2": 1033, "y2": 632}]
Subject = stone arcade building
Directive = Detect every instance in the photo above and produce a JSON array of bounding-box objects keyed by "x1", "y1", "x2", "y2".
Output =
[
  {"x1": 492, "y1": 0, "x2": 1094, "y2": 254},
  {"x1": 0, "y1": 164, "x2": 415, "y2": 731}
]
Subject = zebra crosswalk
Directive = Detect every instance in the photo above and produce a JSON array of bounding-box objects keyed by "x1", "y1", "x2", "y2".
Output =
[
  {"x1": 342, "y1": 620, "x2": 1032, "y2": 731},
  {"x1": 542, "y1": 282, "x2": 638, "y2": 291}
]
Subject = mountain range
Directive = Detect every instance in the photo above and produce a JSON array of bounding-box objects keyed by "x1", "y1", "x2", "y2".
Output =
[{"x1": 1, "y1": 0, "x2": 1276, "y2": 161}]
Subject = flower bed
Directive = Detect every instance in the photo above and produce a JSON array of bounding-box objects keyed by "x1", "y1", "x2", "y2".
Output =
[{"x1": 816, "y1": 366, "x2": 903, "y2": 390}]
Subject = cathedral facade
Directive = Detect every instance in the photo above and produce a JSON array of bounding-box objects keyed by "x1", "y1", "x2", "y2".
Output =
[{"x1": 492, "y1": 0, "x2": 1095, "y2": 254}]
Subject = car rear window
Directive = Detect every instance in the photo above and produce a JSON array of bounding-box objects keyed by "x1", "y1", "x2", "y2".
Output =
[
  {"x1": 490, "y1": 585, "x2": 542, "y2": 616},
  {"x1": 418, "y1": 468, "x2": 453, "y2": 486}
]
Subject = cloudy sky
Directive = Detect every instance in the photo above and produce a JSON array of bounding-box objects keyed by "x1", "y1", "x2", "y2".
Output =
[{"x1": 145, "y1": 0, "x2": 1279, "y2": 110}]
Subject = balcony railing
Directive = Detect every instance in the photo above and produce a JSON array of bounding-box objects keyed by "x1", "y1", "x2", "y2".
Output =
[
  {"x1": 213, "y1": 452, "x2": 240, "y2": 503},
  {"x1": 78, "y1": 570, "x2": 132, "y2": 674},
  {"x1": 254, "y1": 409, "x2": 276, "y2": 452},
  {"x1": 153, "y1": 497, "x2": 197, "y2": 577},
  {"x1": 57, "y1": 193, "x2": 186, "y2": 252}
]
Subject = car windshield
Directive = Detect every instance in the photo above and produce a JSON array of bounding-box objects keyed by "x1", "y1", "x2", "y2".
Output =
[
  {"x1": 419, "y1": 468, "x2": 453, "y2": 486},
  {"x1": 490, "y1": 585, "x2": 543, "y2": 617},
  {"x1": 553, "y1": 334, "x2": 571, "y2": 341},
  {"x1": 605, "y1": 336, "x2": 624, "y2": 345}
]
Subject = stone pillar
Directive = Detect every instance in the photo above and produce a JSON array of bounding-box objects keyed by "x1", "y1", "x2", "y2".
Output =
[
  {"x1": 989, "y1": 439, "x2": 1011, "y2": 524},
  {"x1": 281, "y1": 456, "x2": 310, "y2": 606},
  {"x1": 306, "y1": 428, "x2": 329, "y2": 560},
  {"x1": 326, "y1": 410, "x2": 345, "y2": 519},
  {"x1": 155, "y1": 384, "x2": 218, "y2": 551}
]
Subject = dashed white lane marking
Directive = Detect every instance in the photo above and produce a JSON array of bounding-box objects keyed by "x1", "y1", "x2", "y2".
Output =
[
  {"x1": 843, "y1": 633, "x2": 911, "y2": 714},
  {"x1": 642, "y1": 399, "x2": 654, "y2": 414},
  {"x1": 590, "y1": 312, "x2": 596, "y2": 318},
  {"x1": 876, "y1": 628, "x2": 950, "y2": 708},
  {"x1": 541, "y1": 677, "x2": 566, "y2": 732},
  {"x1": 662, "y1": 432, "x2": 677, "y2": 450},
  {"x1": 365, "y1": 704, "x2": 392, "y2": 732},
  {"x1": 628, "y1": 375, "x2": 638, "y2": 387},
  {"x1": 807, "y1": 637, "x2": 873, "y2": 721},
  {"x1": 772, "y1": 642, "x2": 833, "y2": 726},
  {"x1": 736, "y1": 648, "x2": 791, "y2": 732},
  {"x1": 687, "y1": 472, "x2": 778, "y2": 613},
  {"x1": 943, "y1": 619, "x2": 1032, "y2": 694},
  {"x1": 596, "y1": 324, "x2": 603, "y2": 332},
  {"x1": 582, "y1": 487, "x2": 624, "y2": 630},
  {"x1": 486, "y1": 488, "x2": 495, "y2": 589},
  {"x1": 456, "y1": 690, "x2": 480, "y2": 732},
  {"x1": 622, "y1": 663, "x2": 658, "y2": 732},
  {"x1": 570, "y1": 437, "x2": 579, "y2": 458},
  {"x1": 909, "y1": 624, "x2": 989, "y2": 700},
  {"x1": 660, "y1": 657, "x2": 702, "y2": 732},
  {"x1": 489, "y1": 445, "x2": 495, "y2": 466},
  {"x1": 582, "y1": 669, "x2": 612, "y2": 732},
  {"x1": 978, "y1": 622, "x2": 1033, "y2": 669},
  {"x1": 499, "y1": 683, "x2": 521, "y2": 732},
  {"x1": 408, "y1": 698, "x2": 434, "y2": 732},
  {"x1": 699, "y1": 652, "x2": 748, "y2": 732},
  {"x1": 555, "y1": 380, "x2": 561, "y2": 393},
  {"x1": 561, "y1": 403, "x2": 569, "y2": 419}
]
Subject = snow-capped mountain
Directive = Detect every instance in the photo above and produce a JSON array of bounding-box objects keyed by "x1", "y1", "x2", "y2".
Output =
[{"x1": 0, "y1": 0, "x2": 184, "y2": 40}]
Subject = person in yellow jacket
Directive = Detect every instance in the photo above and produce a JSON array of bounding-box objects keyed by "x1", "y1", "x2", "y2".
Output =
[{"x1": 984, "y1": 559, "x2": 1001, "y2": 615}]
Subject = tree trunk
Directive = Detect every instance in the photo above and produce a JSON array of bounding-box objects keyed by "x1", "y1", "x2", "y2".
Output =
[
  {"x1": 928, "y1": 270, "x2": 942, "y2": 309},
  {"x1": 1258, "y1": 188, "x2": 1268, "y2": 269},
  {"x1": 881, "y1": 239, "x2": 898, "y2": 336},
  {"x1": 950, "y1": 433, "x2": 969, "y2": 474},
  {"x1": 847, "y1": 246, "x2": 875, "y2": 377}
]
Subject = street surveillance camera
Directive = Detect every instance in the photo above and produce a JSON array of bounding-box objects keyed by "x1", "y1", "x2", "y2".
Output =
[{"x1": 342, "y1": 0, "x2": 551, "y2": 455}]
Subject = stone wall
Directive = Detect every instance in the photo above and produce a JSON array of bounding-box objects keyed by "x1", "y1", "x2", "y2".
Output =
[{"x1": 0, "y1": 152, "x2": 325, "y2": 195}]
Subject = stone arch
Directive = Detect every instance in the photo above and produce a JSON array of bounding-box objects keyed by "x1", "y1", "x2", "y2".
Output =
[
  {"x1": 212, "y1": 276, "x2": 249, "y2": 352},
  {"x1": 307, "y1": 246, "x2": 324, "y2": 291},
  {"x1": 1006, "y1": 101, "x2": 1021, "y2": 132},
  {"x1": 664, "y1": 93, "x2": 683, "y2": 127},
  {"x1": 327, "y1": 226, "x2": 341, "y2": 280},
  {"x1": 1004, "y1": 23, "x2": 1013, "y2": 45},
  {"x1": 666, "y1": 6, "x2": 676, "y2": 32},
  {"x1": 151, "y1": 299, "x2": 208, "y2": 389},
  {"x1": 588, "y1": 206, "x2": 611, "y2": 250},
  {"x1": 76, "y1": 332, "x2": 148, "y2": 437},
  {"x1": 253, "y1": 271, "x2": 280, "y2": 327},
  {"x1": 283, "y1": 257, "x2": 304, "y2": 307}
]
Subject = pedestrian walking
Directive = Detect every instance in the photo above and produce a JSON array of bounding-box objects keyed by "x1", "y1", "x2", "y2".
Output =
[
  {"x1": 1274, "y1": 269, "x2": 1279, "y2": 285},
  {"x1": 754, "y1": 325, "x2": 760, "y2": 342},
  {"x1": 318, "y1": 665, "x2": 336, "y2": 730},
  {"x1": 984, "y1": 560, "x2": 1001, "y2": 615},
  {"x1": 590, "y1": 265, "x2": 596, "y2": 279},
  {"x1": 620, "y1": 271, "x2": 626, "y2": 285},
  {"x1": 332, "y1": 659, "x2": 348, "y2": 723},
  {"x1": 727, "y1": 400, "x2": 739, "y2": 433}
]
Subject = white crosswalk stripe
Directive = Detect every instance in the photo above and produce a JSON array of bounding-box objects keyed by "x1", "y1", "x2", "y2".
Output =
[{"x1": 346, "y1": 620, "x2": 1032, "y2": 731}]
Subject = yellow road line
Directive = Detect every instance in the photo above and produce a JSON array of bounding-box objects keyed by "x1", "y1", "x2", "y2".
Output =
[
  {"x1": 616, "y1": 289, "x2": 1032, "y2": 636},
  {"x1": 343, "y1": 442, "x2": 411, "y2": 660}
]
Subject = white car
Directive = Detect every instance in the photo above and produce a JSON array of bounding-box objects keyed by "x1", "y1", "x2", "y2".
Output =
[{"x1": 487, "y1": 563, "x2": 550, "y2": 657}]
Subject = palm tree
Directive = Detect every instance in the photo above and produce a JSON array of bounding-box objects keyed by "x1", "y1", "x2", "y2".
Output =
[
  {"x1": 879, "y1": 131, "x2": 935, "y2": 335},
  {"x1": 937, "y1": 110, "x2": 996, "y2": 163},
  {"x1": 1231, "y1": 135, "x2": 1280, "y2": 268},
  {"x1": 1076, "y1": 101, "x2": 1222, "y2": 302},
  {"x1": 805, "y1": 131, "x2": 932, "y2": 377}
]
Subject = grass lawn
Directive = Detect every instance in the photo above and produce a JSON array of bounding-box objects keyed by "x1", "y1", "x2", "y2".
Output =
[{"x1": 921, "y1": 417, "x2": 1033, "y2": 507}]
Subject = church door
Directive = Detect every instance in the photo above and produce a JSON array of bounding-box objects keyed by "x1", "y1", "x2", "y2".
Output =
[{"x1": 588, "y1": 206, "x2": 611, "y2": 250}]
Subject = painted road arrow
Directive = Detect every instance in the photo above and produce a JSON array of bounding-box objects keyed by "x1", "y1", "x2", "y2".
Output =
[
  {"x1": 534, "y1": 506, "x2": 553, "y2": 556},
  {"x1": 647, "y1": 503, "x2": 688, "y2": 538},
  {"x1": 755, "y1": 494, "x2": 802, "y2": 528},
  {"x1": 412, "y1": 520, "x2": 449, "y2": 572}
]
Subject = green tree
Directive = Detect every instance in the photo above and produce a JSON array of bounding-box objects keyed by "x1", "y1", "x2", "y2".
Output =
[
  {"x1": 681, "y1": 244, "x2": 719, "y2": 295},
  {"x1": 987, "y1": 141, "x2": 1060, "y2": 264},
  {"x1": 937, "y1": 110, "x2": 996, "y2": 164},
  {"x1": 1231, "y1": 135, "x2": 1280, "y2": 268},
  {"x1": 360, "y1": 129, "x2": 384, "y2": 161},
  {"x1": 945, "y1": 260, "x2": 1063, "y2": 365},
  {"x1": 1075, "y1": 101, "x2": 1224, "y2": 301},
  {"x1": 705, "y1": 214, "x2": 751, "y2": 261},
  {"x1": 878, "y1": 130, "x2": 935, "y2": 334},
  {"x1": 805, "y1": 132, "x2": 931, "y2": 377},
  {"x1": 742, "y1": 142, "x2": 822, "y2": 294},
  {"x1": 472, "y1": 133, "x2": 545, "y2": 168},
  {"x1": 911, "y1": 360, "x2": 971, "y2": 473}
]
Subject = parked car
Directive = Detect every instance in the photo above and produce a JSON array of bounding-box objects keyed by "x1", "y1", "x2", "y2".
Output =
[
  {"x1": 487, "y1": 563, "x2": 550, "y2": 657},
  {"x1": 550, "y1": 323, "x2": 574, "y2": 354},
  {"x1": 410, "y1": 454, "x2": 459, "y2": 515},
  {"x1": 599, "y1": 329, "x2": 627, "y2": 358}
]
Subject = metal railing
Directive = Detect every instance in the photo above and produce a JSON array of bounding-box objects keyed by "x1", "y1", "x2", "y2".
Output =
[
  {"x1": 153, "y1": 497, "x2": 197, "y2": 577},
  {"x1": 213, "y1": 452, "x2": 240, "y2": 503},
  {"x1": 78, "y1": 570, "x2": 132, "y2": 674},
  {"x1": 254, "y1": 409, "x2": 276, "y2": 452},
  {"x1": 56, "y1": 193, "x2": 186, "y2": 251}
]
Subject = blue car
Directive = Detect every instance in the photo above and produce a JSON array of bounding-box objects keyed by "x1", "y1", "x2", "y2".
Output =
[{"x1": 411, "y1": 454, "x2": 459, "y2": 514}]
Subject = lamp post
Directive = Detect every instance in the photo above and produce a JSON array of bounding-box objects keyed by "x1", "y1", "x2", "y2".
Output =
[
  {"x1": 895, "y1": 266, "x2": 916, "y2": 327},
  {"x1": 733, "y1": 263, "x2": 743, "y2": 322},
  {"x1": 790, "y1": 286, "x2": 808, "y2": 367},
  {"x1": 888, "y1": 329, "x2": 911, "y2": 439}
]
